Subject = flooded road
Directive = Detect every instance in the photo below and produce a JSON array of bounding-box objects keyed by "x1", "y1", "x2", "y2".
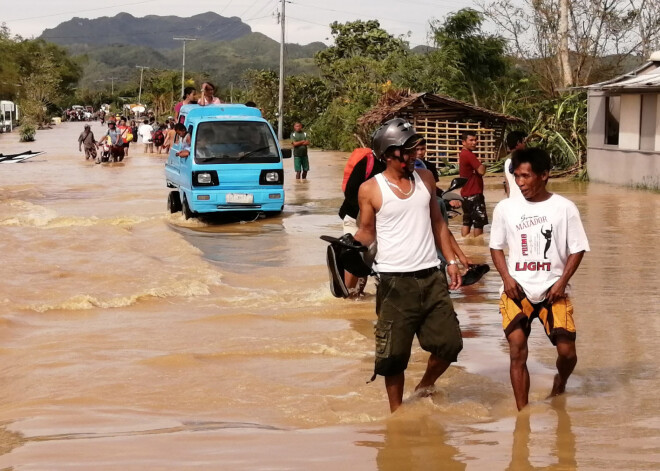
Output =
[{"x1": 0, "y1": 122, "x2": 658, "y2": 470}]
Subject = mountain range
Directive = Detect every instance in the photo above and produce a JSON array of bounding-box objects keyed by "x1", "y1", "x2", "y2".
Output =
[
  {"x1": 41, "y1": 12, "x2": 253, "y2": 49},
  {"x1": 40, "y1": 12, "x2": 326, "y2": 92}
]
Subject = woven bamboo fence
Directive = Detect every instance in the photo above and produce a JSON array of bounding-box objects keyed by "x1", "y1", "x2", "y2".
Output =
[{"x1": 413, "y1": 116, "x2": 498, "y2": 166}]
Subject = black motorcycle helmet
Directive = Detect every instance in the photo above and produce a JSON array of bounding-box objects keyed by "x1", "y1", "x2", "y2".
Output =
[{"x1": 371, "y1": 118, "x2": 419, "y2": 160}]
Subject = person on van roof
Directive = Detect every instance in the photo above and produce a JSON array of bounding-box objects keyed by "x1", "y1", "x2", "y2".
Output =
[{"x1": 198, "y1": 82, "x2": 222, "y2": 106}]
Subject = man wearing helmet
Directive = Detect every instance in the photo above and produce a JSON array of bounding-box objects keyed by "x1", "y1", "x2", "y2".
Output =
[{"x1": 353, "y1": 118, "x2": 464, "y2": 412}]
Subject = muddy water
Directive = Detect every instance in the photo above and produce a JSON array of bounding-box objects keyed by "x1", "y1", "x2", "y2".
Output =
[{"x1": 0, "y1": 122, "x2": 658, "y2": 470}]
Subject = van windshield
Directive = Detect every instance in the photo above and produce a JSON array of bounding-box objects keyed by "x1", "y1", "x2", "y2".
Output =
[{"x1": 194, "y1": 121, "x2": 280, "y2": 164}]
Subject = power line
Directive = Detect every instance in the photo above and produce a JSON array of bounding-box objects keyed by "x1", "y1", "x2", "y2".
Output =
[
  {"x1": 219, "y1": 0, "x2": 235, "y2": 15},
  {"x1": 287, "y1": 1, "x2": 426, "y2": 26},
  {"x1": 239, "y1": 0, "x2": 271, "y2": 19},
  {"x1": 287, "y1": 16, "x2": 328, "y2": 28},
  {"x1": 245, "y1": 0, "x2": 278, "y2": 20}
]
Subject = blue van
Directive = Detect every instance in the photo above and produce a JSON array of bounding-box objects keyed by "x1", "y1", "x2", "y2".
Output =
[{"x1": 165, "y1": 104, "x2": 290, "y2": 219}]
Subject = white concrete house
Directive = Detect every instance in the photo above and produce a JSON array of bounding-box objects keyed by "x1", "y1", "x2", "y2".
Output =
[{"x1": 587, "y1": 52, "x2": 660, "y2": 189}]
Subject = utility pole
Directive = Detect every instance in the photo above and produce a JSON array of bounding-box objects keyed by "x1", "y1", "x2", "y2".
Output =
[
  {"x1": 173, "y1": 37, "x2": 197, "y2": 98},
  {"x1": 136, "y1": 65, "x2": 150, "y2": 105},
  {"x1": 277, "y1": 0, "x2": 286, "y2": 140},
  {"x1": 95, "y1": 77, "x2": 117, "y2": 96}
]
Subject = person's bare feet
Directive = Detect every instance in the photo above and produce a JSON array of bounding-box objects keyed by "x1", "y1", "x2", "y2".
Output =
[
  {"x1": 413, "y1": 384, "x2": 434, "y2": 398},
  {"x1": 548, "y1": 373, "x2": 566, "y2": 398}
]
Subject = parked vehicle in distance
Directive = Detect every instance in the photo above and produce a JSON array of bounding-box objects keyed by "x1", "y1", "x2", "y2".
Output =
[
  {"x1": 0, "y1": 101, "x2": 19, "y2": 133},
  {"x1": 165, "y1": 104, "x2": 291, "y2": 219}
]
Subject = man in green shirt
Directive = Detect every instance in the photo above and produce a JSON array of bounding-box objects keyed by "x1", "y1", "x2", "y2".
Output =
[{"x1": 291, "y1": 122, "x2": 310, "y2": 180}]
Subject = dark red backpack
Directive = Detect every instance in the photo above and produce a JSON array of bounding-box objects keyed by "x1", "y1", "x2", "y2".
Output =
[{"x1": 153, "y1": 129, "x2": 165, "y2": 146}]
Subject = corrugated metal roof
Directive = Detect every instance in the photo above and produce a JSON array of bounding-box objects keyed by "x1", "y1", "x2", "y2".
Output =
[
  {"x1": 600, "y1": 67, "x2": 660, "y2": 89},
  {"x1": 588, "y1": 61, "x2": 660, "y2": 90}
]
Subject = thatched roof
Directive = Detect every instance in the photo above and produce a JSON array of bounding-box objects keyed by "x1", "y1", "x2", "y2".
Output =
[{"x1": 358, "y1": 90, "x2": 523, "y2": 130}]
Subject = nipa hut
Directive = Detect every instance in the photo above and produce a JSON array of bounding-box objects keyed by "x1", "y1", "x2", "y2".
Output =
[{"x1": 358, "y1": 91, "x2": 523, "y2": 166}]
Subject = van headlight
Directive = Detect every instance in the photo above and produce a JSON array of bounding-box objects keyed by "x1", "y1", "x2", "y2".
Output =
[
  {"x1": 198, "y1": 172, "x2": 212, "y2": 184},
  {"x1": 259, "y1": 169, "x2": 283, "y2": 185},
  {"x1": 192, "y1": 171, "x2": 218, "y2": 186}
]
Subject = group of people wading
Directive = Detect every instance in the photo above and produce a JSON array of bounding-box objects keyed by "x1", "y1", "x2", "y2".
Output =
[
  {"x1": 340, "y1": 118, "x2": 589, "y2": 412},
  {"x1": 81, "y1": 85, "x2": 590, "y2": 413},
  {"x1": 77, "y1": 81, "x2": 225, "y2": 164}
]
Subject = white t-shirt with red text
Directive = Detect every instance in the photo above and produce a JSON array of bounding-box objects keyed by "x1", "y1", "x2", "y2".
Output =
[{"x1": 489, "y1": 193, "x2": 590, "y2": 303}]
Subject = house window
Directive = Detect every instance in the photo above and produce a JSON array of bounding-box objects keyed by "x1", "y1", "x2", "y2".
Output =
[{"x1": 605, "y1": 96, "x2": 620, "y2": 146}]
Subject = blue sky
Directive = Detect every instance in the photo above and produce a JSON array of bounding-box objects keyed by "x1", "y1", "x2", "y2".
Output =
[{"x1": 4, "y1": 0, "x2": 476, "y2": 47}]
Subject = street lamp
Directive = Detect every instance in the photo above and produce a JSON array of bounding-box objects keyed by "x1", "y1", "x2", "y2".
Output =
[{"x1": 173, "y1": 37, "x2": 196, "y2": 98}]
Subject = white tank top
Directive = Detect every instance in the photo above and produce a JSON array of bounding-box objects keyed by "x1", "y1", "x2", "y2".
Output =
[{"x1": 374, "y1": 171, "x2": 440, "y2": 272}]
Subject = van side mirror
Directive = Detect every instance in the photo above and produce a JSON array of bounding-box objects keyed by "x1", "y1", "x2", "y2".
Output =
[{"x1": 281, "y1": 148, "x2": 292, "y2": 159}]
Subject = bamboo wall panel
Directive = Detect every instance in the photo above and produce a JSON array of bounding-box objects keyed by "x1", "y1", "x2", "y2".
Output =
[{"x1": 412, "y1": 116, "x2": 498, "y2": 166}]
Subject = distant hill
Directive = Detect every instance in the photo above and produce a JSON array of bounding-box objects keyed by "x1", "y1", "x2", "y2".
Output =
[
  {"x1": 40, "y1": 12, "x2": 332, "y2": 95},
  {"x1": 40, "y1": 12, "x2": 252, "y2": 49},
  {"x1": 69, "y1": 31, "x2": 326, "y2": 92},
  {"x1": 411, "y1": 45, "x2": 437, "y2": 54}
]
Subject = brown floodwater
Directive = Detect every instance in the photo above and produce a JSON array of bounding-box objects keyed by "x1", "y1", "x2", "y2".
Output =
[{"x1": 0, "y1": 122, "x2": 658, "y2": 470}]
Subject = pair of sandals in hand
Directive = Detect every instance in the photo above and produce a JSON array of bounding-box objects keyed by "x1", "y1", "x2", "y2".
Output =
[{"x1": 321, "y1": 233, "x2": 490, "y2": 299}]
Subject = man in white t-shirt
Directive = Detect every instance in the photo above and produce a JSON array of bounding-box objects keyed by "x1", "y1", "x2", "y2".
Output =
[
  {"x1": 138, "y1": 119, "x2": 154, "y2": 154},
  {"x1": 503, "y1": 131, "x2": 526, "y2": 199},
  {"x1": 489, "y1": 147, "x2": 590, "y2": 411}
]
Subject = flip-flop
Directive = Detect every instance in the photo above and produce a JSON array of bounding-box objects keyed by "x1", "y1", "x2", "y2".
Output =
[
  {"x1": 325, "y1": 243, "x2": 349, "y2": 298},
  {"x1": 461, "y1": 263, "x2": 490, "y2": 286},
  {"x1": 321, "y1": 234, "x2": 373, "y2": 298},
  {"x1": 320, "y1": 234, "x2": 367, "y2": 252}
]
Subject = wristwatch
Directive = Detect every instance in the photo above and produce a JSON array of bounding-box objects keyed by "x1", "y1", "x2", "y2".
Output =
[{"x1": 448, "y1": 259, "x2": 459, "y2": 266}]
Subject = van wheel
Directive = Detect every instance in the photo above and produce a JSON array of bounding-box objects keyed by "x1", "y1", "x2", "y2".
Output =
[
  {"x1": 168, "y1": 191, "x2": 182, "y2": 213},
  {"x1": 182, "y1": 197, "x2": 194, "y2": 220}
]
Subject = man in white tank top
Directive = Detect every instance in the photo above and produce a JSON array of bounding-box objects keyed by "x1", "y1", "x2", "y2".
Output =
[{"x1": 353, "y1": 118, "x2": 464, "y2": 412}]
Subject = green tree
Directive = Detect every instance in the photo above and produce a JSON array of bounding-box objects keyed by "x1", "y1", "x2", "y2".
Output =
[
  {"x1": 311, "y1": 20, "x2": 407, "y2": 150},
  {"x1": 243, "y1": 70, "x2": 331, "y2": 137},
  {"x1": 429, "y1": 8, "x2": 509, "y2": 106},
  {"x1": 142, "y1": 69, "x2": 180, "y2": 119},
  {"x1": 284, "y1": 75, "x2": 331, "y2": 134},
  {"x1": 18, "y1": 54, "x2": 62, "y2": 126},
  {"x1": 14, "y1": 39, "x2": 82, "y2": 102},
  {"x1": 315, "y1": 20, "x2": 406, "y2": 69},
  {"x1": 244, "y1": 69, "x2": 279, "y2": 123},
  {"x1": 0, "y1": 25, "x2": 21, "y2": 99}
]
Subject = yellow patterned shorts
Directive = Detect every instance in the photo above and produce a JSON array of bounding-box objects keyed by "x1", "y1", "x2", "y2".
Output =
[{"x1": 499, "y1": 294, "x2": 576, "y2": 345}]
